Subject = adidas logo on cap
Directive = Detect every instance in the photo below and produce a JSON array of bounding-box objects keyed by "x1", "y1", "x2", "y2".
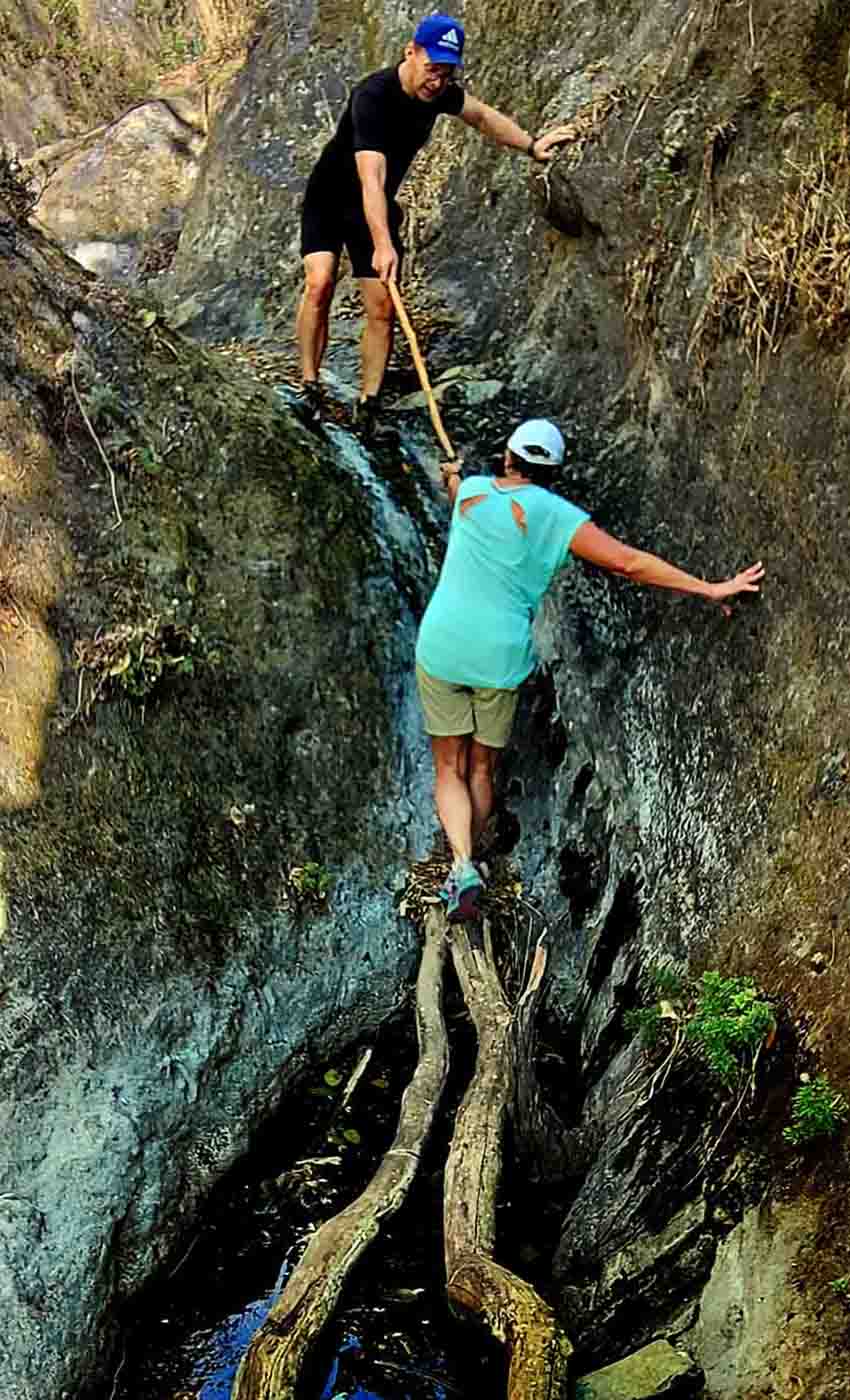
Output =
[{"x1": 415, "y1": 14, "x2": 465, "y2": 60}]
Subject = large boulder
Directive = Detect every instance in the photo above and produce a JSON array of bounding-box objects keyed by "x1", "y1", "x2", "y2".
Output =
[
  {"x1": 33, "y1": 90, "x2": 208, "y2": 281},
  {"x1": 1, "y1": 0, "x2": 205, "y2": 156},
  {"x1": 0, "y1": 208, "x2": 438, "y2": 1400}
]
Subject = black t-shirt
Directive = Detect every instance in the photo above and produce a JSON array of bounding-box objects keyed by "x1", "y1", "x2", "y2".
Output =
[{"x1": 309, "y1": 65, "x2": 464, "y2": 210}]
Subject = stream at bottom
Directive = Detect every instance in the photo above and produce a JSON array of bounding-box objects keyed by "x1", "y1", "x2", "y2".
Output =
[{"x1": 102, "y1": 1005, "x2": 509, "y2": 1400}]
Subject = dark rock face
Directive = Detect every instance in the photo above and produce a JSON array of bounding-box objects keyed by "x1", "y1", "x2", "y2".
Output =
[
  {"x1": 0, "y1": 217, "x2": 439, "y2": 1400},
  {"x1": 165, "y1": 2, "x2": 381, "y2": 339}
]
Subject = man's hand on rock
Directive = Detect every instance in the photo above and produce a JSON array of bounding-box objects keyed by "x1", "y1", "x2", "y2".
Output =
[{"x1": 530, "y1": 125, "x2": 577, "y2": 162}]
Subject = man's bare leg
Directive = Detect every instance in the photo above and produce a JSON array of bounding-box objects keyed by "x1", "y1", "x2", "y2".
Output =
[
  {"x1": 468, "y1": 739, "x2": 499, "y2": 850},
  {"x1": 358, "y1": 277, "x2": 395, "y2": 399},
  {"x1": 431, "y1": 735, "x2": 473, "y2": 866},
  {"x1": 296, "y1": 252, "x2": 338, "y2": 384}
]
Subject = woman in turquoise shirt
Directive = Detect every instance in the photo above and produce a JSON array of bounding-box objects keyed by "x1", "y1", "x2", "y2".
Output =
[{"x1": 416, "y1": 419, "x2": 765, "y2": 923}]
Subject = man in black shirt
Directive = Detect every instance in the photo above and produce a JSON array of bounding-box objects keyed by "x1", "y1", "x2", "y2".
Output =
[{"x1": 296, "y1": 13, "x2": 569, "y2": 429}]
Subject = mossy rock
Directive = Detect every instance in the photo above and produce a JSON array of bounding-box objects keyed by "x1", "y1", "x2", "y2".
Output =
[{"x1": 0, "y1": 216, "x2": 431, "y2": 1400}]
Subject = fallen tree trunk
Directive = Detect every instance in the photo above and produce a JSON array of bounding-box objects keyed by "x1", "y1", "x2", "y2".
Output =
[
  {"x1": 444, "y1": 919, "x2": 573, "y2": 1400},
  {"x1": 232, "y1": 916, "x2": 449, "y2": 1400}
]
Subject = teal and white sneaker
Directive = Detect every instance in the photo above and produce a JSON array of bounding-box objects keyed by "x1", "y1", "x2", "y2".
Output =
[
  {"x1": 438, "y1": 869, "x2": 458, "y2": 905},
  {"x1": 446, "y1": 860, "x2": 483, "y2": 924}
]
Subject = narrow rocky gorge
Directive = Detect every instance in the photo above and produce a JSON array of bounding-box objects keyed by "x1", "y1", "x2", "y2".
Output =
[{"x1": 2, "y1": 2, "x2": 850, "y2": 1397}]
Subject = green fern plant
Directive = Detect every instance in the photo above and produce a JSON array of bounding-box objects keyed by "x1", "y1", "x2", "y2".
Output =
[
  {"x1": 623, "y1": 1004, "x2": 664, "y2": 1049},
  {"x1": 685, "y1": 972, "x2": 775, "y2": 1082},
  {"x1": 784, "y1": 1076, "x2": 849, "y2": 1145}
]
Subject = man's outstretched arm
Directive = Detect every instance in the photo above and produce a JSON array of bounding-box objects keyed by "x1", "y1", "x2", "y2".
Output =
[
  {"x1": 570, "y1": 522, "x2": 764, "y2": 616},
  {"x1": 459, "y1": 95, "x2": 572, "y2": 161}
]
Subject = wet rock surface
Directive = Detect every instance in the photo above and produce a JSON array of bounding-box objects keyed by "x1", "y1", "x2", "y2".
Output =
[{"x1": 0, "y1": 213, "x2": 443, "y2": 1400}]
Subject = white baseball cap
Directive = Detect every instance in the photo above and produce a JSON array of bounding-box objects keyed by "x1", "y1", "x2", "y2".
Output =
[{"x1": 507, "y1": 418, "x2": 565, "y2": 466}]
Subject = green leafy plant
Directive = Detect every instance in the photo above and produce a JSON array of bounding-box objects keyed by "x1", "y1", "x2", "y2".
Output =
[
  {"x1": 829, "y1": 1275, "x2": 850, "y2": 1299},
  {"x1": 288, "y1": 862, "x2": 333, "y2": 902},
  {"x1": 137, "y1": 444, "x2": 164, "y2": 475},
  {"x1": 649, "y1": 963, "x2": 684, "y2": 999},
  {"x1": 783, "y1": 1075, "x2": 849, "y2": 1145},
  {"x1": 686, "y1": 972, "x2": 776, "y2": 1083},
  {"x1": 623, "y1": 971, "x2": 777, "y2": 1186},
  {"x1": 623, "y1": 1004, "x2": 664, "y2": 1049},
  {"x1": 624, "y1": 970, "x2": 775, "y2": 1089},
  {"x1": 85, "y1": 379, "x2": 124, "y2": 426}
]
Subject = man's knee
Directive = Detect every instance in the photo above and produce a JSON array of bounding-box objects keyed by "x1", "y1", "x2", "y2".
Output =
[
  {"x1": 361, "y1": 285, "x2": 395, "y2": 327},
  {"x1": 303, "y1": 267, "x2": 335, "y2": 311}
]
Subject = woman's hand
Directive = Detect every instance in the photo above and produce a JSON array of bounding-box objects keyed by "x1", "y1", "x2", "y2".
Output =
[{"x1": 709, "y1": 561, "x2": 765, "y2": 617}]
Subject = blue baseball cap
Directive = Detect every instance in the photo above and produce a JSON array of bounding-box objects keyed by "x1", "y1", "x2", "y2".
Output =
[{"x1": 414, "y1": 13, "x2": 465, "y2": 66}]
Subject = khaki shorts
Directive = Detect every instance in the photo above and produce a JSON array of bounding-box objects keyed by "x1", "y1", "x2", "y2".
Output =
[{"x1": 416, "y1": 664, "x2": 519, "y2": 749}]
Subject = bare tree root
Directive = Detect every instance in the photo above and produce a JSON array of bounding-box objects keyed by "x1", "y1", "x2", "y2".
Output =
[
  {"x1": 510, "y1": 924, "x2": 573, "y2": 1187},
  {"x1": 444, "y1": 919, "x2": 573, "y2": 1400},
  {"x1": 232, "y1": 915, "x2": 449, "y2": 1400}
]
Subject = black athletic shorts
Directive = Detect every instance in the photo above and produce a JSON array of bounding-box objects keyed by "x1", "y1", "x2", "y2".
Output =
[{"x1": 300, "y1": 177, "x2": 404, "y2": 280}]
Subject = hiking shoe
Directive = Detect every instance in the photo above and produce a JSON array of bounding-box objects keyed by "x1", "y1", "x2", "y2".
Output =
[
  {"x1": 438, "y1": 869, "x2": 458, "y2": 905},
  {"x1": 446, "y1": 860, "x2": 483, "y2": 924},
  {"x1": 352, "y1": 394, "x2": 381, "y2": 440},
  {"x1": 296, "y1": 381, "x2": 325, "y2": 424}
]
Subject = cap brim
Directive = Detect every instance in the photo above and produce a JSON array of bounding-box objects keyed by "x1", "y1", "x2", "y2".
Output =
[
  {"x1": 514, "y1": 450, "x2": 556, "y2": 465},
  {"x1": 424, "y1": 44, "x2": 463, "y2": 65}
]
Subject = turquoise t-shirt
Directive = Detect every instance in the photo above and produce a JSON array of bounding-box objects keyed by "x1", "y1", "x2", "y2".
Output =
[{"x1": 416, "y1": 474, "x2": 590, "y2": 689}]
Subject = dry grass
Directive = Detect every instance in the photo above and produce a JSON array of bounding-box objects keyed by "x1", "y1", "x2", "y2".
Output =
[
  {"x1": 71, "y1": 616, "x2": 197, "y2": 719},
  {"x1": 0, "y1": 149, "x2": 43, "y2": 220},
  {"x1": 388, "y1": 119, "x2": 469, "y2": 359},
  {"x1": 16, "y1": 0, "x2": 265, "y2": 147},
  {"x1": 400, "y1": 853, "x2": 524, "y2": 928},
  {"x1": 690, "y1": 134, "x2": 850, "y2": 374},
  {"x1": 697, "y1": 116, "x2": 738, "y2": 234},
  {"x1": 624, "y1": 237, "x2": 669, "y2": 350},
  {"x1": 41, "y1": 27, "x2": 158, "y2": 136},
  {"x1": 194, "y1": 0, "x2": 268, "y2": 61},
  {"x1": 548, "y1": 87, "x2": 629, "y2": 174}
]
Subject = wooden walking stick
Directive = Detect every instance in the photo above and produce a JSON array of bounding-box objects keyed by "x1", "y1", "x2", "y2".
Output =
[{"x1": 388, "y1": 280, "x2": 457, "y2": 461}]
